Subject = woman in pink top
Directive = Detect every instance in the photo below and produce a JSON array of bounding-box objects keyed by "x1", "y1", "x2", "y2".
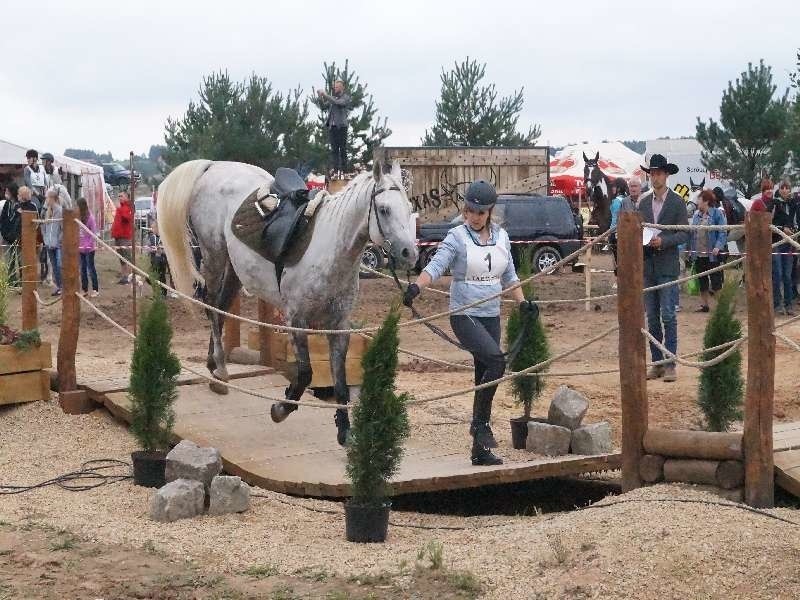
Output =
[{"x1": 77, "y1": 197, "x2": 99, "y2": 297}]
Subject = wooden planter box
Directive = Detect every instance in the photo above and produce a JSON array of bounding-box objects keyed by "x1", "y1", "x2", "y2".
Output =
[
  {"x1": 0, "y1": 343, "x2": 52, "y2": 405},
  {"x1": 248, "y1": 329, "x2": 367, "y2": 387}
]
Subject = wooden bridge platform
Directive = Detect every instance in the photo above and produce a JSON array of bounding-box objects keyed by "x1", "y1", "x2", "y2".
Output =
[
  {"x1": 91, "y1": 372, "x2": 621, "y2": 498},
  {"x1": 774, "y1": 422, "x2": 800, "y2": 498}
]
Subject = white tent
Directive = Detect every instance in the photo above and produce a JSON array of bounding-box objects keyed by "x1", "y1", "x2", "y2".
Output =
[
  {"x1": 0, "y1": 138, "x2": 108, "y2": 225},
  {"x1": 549, "y1": 141, "x2": 645, "y2": 197}
]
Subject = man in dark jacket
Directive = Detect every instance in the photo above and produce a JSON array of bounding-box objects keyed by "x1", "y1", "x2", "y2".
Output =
[
  {"x1": 0, "y1": 184, "x2": 21, "y2": 284},
  {"x1": 317, "y1": 79, "x2": 351, "y2": 177},
  {"x1": 638, "y1": 155, "x2": 689, "y2": 382}
]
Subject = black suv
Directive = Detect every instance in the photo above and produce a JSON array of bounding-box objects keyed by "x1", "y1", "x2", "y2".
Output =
[
  {"x1": 103, "y1": 163, "x2": 138, "y2": 186},
  {"x1": 416, "y1": 194, "x2": 582, "y2": 273}
]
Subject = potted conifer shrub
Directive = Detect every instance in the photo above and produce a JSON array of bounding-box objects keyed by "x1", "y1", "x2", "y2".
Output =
[
  {"x1": 506, "y1": 248, "x2": 550, "y2": 449},
  {"x1": 345, "y1": 306, "x2": 409, "y2": 543},
  {"x1": 698, "y1": 279, "x2": 743, "y2": 431},
  {"x1": 128, "y1": 287, "x2": 181, "y2": 487}
]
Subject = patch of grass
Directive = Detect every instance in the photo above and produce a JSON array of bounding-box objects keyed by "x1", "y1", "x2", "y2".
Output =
[
  {"x1": 188, "y1": 574, "x2": 225, "y2": 588},
  {"x1": 49, "y1": 536, "x2": 77, "y2": 551},
  {"x1": 269, "y1": 586, "x2": 301, "y2": 600},
  {"x1": 546, "y1": 532, "x2": 568, "y2": 564},
  {"x1": 447, "y1": 569, "x2": 482, "y2": 597},
  {"x1": 142, "y1": 540, "x2": 165, "y2": 556},
  {"x1": 294, "y1": 566, "x2": 331, "y2": 582},
  {"x1": 0, "y1": 582, "x2": 13, "y2": 600},
  {"x1": 325, "y1": 592, "x2": 351, "y2": 600},
  {"x1": 346, "y1": 572, "x2": 393, "y2": 586},
  {"x1": 243, "y1": 564, "x2": 279, "y2": 579},
  {"x1": 417, "y1": 540, "x2": 444, "y2": 570}
]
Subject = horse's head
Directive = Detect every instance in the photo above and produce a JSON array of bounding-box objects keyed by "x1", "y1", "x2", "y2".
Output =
[
  {"x1": 369, "y1": 159, "x2": 418, "y2": 269},
  {"x1": 690, "y1": 177, "x2": 705, "y2": 192}
]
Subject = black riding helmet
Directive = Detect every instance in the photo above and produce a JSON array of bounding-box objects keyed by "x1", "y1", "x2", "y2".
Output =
[
  {"x1": 41, "y1": 152, "x2": 54, "y2": 161},
  {"x1": 464, "y1": 179, "x2": 497, "y2": 212}
]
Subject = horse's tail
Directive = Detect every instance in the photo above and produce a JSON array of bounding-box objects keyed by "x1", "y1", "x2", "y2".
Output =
[{"x1": 157, "y1": 159, "x2": 213, "y2": 297}]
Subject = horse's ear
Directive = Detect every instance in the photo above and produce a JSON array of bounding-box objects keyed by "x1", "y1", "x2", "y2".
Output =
[
  {"x1": 594, "y1": 151, "x2": 599, "y2": 161},
  {"x1": 690, "y1": 177, "x2": 696, "y2": 187},
  {"x1": 390, "y1": 160, "x2": 401, "y2": 181},
  {"x1": 372, "y1": 158, "x2": 382, "y2": 182},
  {"x1": 583, "y1": 152, "x2": 589, "y2": 162},
  {"x1": 700, "y1": 177, "x2": 705, "y2": 187}
]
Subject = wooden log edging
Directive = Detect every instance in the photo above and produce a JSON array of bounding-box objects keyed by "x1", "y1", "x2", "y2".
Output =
[
  {"x1": 663, "y1": 458, "x2": 744, "y2": 490},
  {"x1": 643, "y1": 428, "x2": 743, "y2": 461}
]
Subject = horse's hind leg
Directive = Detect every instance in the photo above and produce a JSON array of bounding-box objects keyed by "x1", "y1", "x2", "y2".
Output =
[
  {"x1": 205, "y1": 262, "x2": 241, "y2": 395},
  {"x1": 328, "y1": 332, "x2": 351, "y2": 446},
  {"x1": 270, "y1": 327, "x2": 312, "y2": 423}
]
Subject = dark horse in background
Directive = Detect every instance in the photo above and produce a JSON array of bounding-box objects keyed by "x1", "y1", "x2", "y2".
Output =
[{"x1": 583, "y1": 151, "x2": 613, "y2": 234}]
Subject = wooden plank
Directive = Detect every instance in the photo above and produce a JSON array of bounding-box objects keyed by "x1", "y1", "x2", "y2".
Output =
[
  {"x1": 0, "y1": 370, "x2": 48, "y2": 405},
  {"x1": 0, "y1": 343, "x2": 52, "y2": 375},
  {"x1": 99, "y1": 375, "x2": 620, "y2": 498},
  {"x1": 617, "y1": 212, "x2": 647, "y2": 491},
  {"x1": 775, "y1": 450, "x2": 800, "y2": 498},
  {"x1": 744, "y1": 211, "x2": 775, "y2": 508}
]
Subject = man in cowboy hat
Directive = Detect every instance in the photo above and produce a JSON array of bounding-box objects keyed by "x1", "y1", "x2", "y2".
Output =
[{"x1": 638, "y1": 154, "x2": 689, "y2": 382}]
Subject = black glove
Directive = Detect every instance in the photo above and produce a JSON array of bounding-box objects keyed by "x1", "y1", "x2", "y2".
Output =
[
  {"x1": 519, "y1": 299, "x2": 539, "y2": 320},
  {"x1": 403, "y1": 283, "x2": 420, "y2": 307}
]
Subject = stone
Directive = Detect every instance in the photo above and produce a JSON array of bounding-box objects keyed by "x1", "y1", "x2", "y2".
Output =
[
  {"x1": 526, "y1": 421, "x2": 571, "y2": 456},
  {"x1": 571, "y1": 422, "x2": 613, "y2": 455},
  {"x1": 165, "y1": 440, "x2": 222, "y2": 490},
  {"x1": 149, "y1": 479, "x2": 205, "y2": 522},
  {"x1": 548, "y1": 386, "x2": 589, "y2": 430},
  {"x1": 208, "y1": 475, "x2": 251, "y2": 516}
]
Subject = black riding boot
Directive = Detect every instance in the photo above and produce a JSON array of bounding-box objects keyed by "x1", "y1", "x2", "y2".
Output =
[
  {"x1": 471, "y1": 438, "x2": 503, "y2": 466},
  {"x1": 469, "y1": 391, "x2": 497, "y2": 448},
  {"x1": 334, "y1": 409, "x2": 350, "y2": 447}
]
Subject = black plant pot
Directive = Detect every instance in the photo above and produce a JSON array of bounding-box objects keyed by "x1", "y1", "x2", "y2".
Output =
[
  {"x1": 345, "y1": 501, "x2": 391, "y2": 543},
  {"x1": 510, "y1": 416, "x2": 549, "y2": 450},
  {"x1": 131, "y1": 450, "x2": 167, "y2": 488}
]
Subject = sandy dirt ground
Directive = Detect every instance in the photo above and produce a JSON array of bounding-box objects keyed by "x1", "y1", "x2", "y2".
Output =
[{"x1": 2, "y1": 250, "x2": 800, "y2": 599}]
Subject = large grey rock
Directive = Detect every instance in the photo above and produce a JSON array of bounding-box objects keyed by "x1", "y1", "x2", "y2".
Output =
[
  {"x1": 208, "y1": 475, "x2": 251, "y2": 516},
  {"x1": 165, "y1": 440, "x2": 222, "y2": 490},
  {"x1": 526, "y1": 421, "x2": 571, "y2": 456},
  {"x1": 150, "y1": 479, "x2": 205, "y2": 522},
  {"x1": 548, "y1": 386, "x2": 589, "y2": 430},
  {"x1": 571, "y1": 422, "x2": 613, "y2": 455}
]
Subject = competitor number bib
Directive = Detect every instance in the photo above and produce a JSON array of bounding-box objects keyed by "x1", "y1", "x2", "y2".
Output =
[{"x1": 464, "y1": 241, "x2": 508, "y2": 286}]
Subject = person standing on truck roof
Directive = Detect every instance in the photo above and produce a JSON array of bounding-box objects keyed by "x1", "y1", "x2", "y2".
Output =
[
  {"x1": 402, "y1": 180, "x2": 538, "y2": 467},
  {"x1": 317, "y1": 79, "x2": 351, "y2": 178}
]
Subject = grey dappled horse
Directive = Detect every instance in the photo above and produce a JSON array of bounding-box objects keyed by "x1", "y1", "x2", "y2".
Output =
[{"x1": 157, "y1": 159, "x2": 418, "y2": 444}]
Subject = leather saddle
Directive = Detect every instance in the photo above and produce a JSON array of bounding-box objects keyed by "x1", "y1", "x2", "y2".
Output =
[{"x1": 259, "y1": 168, "x2": 312, "y2": 265}]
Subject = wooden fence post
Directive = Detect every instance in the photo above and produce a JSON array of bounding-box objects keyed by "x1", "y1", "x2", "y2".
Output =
[
  {"x1": 20, "y1": 210, "x2": 38, "y2": 331},
  {"x1": 584, "y1": 241, "x2": 593, "y2": 312},
  {"x1": 224, "y1": 294, "x2": 241, "y2": 358},
  {"x1": 258, "y1": 300, "x2": 282, "y2": 367},
  {"x1": 57, "y1": 209, "x2": 92, "y2": 414},
  {"x1": 617, "y1": 212, "x2": 647, "y2": 492},
  {"x1": 744, "y1": 210, "x2": 775, "y2": 508}
]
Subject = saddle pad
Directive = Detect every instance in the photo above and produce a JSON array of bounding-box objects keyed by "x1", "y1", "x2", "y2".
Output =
[{"x1": 231, "y1": 188, "x2": 273, "y2": 260}]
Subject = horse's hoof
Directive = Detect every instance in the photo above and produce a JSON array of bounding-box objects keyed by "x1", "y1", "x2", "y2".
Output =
[
  {"x1": 209, "y1": 380, "x2": 229, "y2": 395},
  {"x1": 270, "y1": 402, "x2": 296, "y2": 423},
  {"x1": 334, "y1": 410, "x2": 351, "y2": 447}
]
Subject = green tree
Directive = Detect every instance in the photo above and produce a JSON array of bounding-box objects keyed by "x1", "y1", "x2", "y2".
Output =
[
  {"x1": 128, "y1": 290, "x2": 181, "y2": 451},
  {"x1": 506, "y1": 248, "x2": 549, "y2": 419},
  {"x1": 422, "y1": 57, "x2": 541, "y2": 147},
  {"x1": 164, "y1": 71, "x2": 317, "y2": 174},
  {"x1": 346, "y1": 307, "x2": 410, "y2": 505},
  {"x1": 696, "y1": 60, "x2": 791, "y2": 197},
  {"x1": 698, "y1": 280, "x2": 744, "y2": 432},
  {"x1": 310, "y1": 60, "x2": 391, "y2": 171},
  {"x1": 788, "y1": 49, "x2": 800, "y2": 173}
]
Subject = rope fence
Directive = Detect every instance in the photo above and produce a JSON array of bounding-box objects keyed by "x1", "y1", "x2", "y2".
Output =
[{"x1": 640, "y1": 329, "x2": 746, "y2": 369}]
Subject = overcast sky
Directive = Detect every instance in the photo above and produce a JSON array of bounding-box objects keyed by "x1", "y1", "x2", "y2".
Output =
[{"x1": 1, "y1": 0, "x2": 797, "y2": 159}]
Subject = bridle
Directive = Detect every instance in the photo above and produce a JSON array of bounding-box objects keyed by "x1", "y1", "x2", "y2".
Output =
[{"x1": 367, "y1": 181, "x2": 402, "y2": 255}]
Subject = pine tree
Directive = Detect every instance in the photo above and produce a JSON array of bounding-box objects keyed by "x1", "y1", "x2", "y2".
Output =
[
  {"x1": 696, "y1": 60, "x2": 791, "y2": 197},
  {"x1": 423, "y1": 57, "x2": 541, "y2": 147},
  {"x1": 310, "y1": 60, "x2": 391, "y2": 171},
  {"x1": 506, "y1": 248, "x2": 549, "y2": 419},
  {"x1": 0, "y1": 257, "x2": 8, "y2": 327},
  {"x1": 164, "y1": 71, "x2": 318, "y2": 174},
  {"x1": 128, "y1": 290, "x2": 181, "y2": 452},
  {"x1": 346, "y1": 307, "x2": 410, "y2": 505},
  {"x1": 698, "y1": 279, "x2": 744, "y2": 432}
]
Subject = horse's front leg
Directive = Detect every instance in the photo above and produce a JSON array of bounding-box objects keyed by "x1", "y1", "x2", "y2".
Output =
[
  {"x1": 270, "y1": 328, "x2": 312, "y2": 423},
  {"x1": 328, "y1": 332, "x2": 351, "y2": 446}
]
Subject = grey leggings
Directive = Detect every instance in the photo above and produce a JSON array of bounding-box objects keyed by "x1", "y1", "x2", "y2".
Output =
[{"x1": 450, "y1": 315, "x2": 506, "y2": 403}]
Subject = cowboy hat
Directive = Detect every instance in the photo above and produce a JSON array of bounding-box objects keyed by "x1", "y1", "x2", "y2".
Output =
[{"x1": 641, "y1": 154, "x2": 678, "y2": 175}]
